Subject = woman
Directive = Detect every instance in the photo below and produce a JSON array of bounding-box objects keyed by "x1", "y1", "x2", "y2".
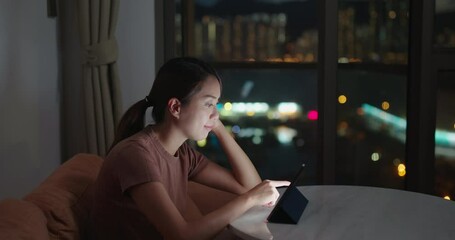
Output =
[{"x1": 90, "y1": 57, "x2": 289, "y2": 239}]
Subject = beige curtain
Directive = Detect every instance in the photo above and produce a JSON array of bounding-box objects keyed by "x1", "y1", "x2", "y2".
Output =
[{"x1": 76, "y1": 0, "x2": 122, "y2": 156}]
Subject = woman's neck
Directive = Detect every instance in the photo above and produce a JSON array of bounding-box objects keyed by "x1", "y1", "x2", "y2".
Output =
[{"x1": 151, "y1": 123, "x2": 186, "y2": 156}]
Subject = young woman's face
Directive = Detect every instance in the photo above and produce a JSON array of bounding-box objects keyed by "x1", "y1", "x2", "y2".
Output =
[{"x1": 177, "y1": 75, "x2": 221, "y2": 141}]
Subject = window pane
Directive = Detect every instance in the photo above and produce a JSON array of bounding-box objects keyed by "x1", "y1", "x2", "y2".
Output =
[
  {"x1": 178, "y1": 0, "x2": 318, "y2": 63},
  {"x1": 175, "y1": 0, "x2": 320, "y2": 183},
  {"x1": 434, "y1": 0, "x2": 455, "y2": 48},
  {"x1": 193, "y1": 68, "x2": 318, "y2": 183},
  {"x1": 336, "y1": 69, "x2": 407, "y2": 188},
  {"x1": 435, "y1": 71, "x2": 455, "y2": 201},
  {"x1": 338, "y1": 0, "x2": 409, "y2": 64},
  {"x1": 336, "y1": 0, "x2": 409, "y2": 189}
]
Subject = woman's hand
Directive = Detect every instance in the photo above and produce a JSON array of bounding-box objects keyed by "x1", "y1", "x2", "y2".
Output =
[
  {"x1": 247, "y1": 180, "x2": 291, "y2": 206},
  {"x1": 211, "y1": 119, "x2": 225, "y2": 136},
  {"x1": 204, "y1": 118, "x2": 262, "y2": 192}
]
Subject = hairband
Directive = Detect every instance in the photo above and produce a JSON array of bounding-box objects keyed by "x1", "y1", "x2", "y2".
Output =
[{"x1": 144, "y1": 96, "x2": 152, "y2": 107}]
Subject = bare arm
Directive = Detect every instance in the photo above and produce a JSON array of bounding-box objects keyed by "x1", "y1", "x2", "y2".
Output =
[
  {"x1": 130, "y1": 180, "x2": 289, "y2": 240},
  {"x1": 210, "y1": 119, "x2": 261, "y2": 191}
]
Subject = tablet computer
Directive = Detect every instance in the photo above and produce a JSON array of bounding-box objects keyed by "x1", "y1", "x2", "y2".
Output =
[{"x1": 266, "y1": 164, "x2": 309, "y2": 224}]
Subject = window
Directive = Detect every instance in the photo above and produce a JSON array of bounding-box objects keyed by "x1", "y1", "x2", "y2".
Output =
[
  {"x1": 435, "y1": 71, "x2": 455, "y2": 200},
  {"x1": 161, "y1": 0, "x2": 455, "y2": 199},
  {"x1": 434, "y1": 0, "x2": 455, "y2": 48},
  {"x1": 335, "y1": 0, "x2": 409, "y2": 189},
  {"x1": 433, "y1": 0, "x2": 455, "y2": 201},
  {"x1": 174, "y1": 0, "x2": 319, "y2": 182}
]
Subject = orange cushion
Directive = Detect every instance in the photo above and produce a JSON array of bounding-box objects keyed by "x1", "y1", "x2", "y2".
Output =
[
  {"x1": 0, "y1": 198, "x2": 48, "y2": 239},
  {"x1": 24, "y1": 153, "x2": 103, "y2": 240}
]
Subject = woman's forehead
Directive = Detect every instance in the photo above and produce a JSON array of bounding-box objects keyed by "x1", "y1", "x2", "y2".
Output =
[{"x1": 198, "y1": 76, "x2": 221, "y2": 97}]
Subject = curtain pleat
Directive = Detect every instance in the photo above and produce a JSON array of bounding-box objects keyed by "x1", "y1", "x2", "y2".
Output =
[{"x1": 76, "y1": 0, "x2": 122, "y2": 156}]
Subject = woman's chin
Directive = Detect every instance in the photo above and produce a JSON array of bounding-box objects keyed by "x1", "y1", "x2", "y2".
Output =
[
  {"x1": 194, "y1": 132, "x2": 210, "y2": 141},
  {"x1": 195, "y1": 135, "x2": 207, "y2": 142}
]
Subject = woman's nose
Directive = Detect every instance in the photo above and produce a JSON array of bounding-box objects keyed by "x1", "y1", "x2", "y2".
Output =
[{"x1": 211, "y1": 107, "x2": 219, "y2": 119}]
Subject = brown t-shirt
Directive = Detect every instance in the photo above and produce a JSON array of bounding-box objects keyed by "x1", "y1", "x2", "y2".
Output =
[{"x1": 90, "y1": 125, "x2": 209, "y2": 239}]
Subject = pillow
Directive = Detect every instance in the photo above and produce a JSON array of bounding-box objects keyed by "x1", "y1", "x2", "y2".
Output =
[
  {"x1": 24, "y1": 153, "x2": 103, "y2": 240},
  {"x1": 0, "y1": 198, "x2": 48, "y2": 239}
]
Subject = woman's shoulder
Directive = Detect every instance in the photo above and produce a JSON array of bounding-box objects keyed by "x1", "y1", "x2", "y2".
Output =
[{"x1": 108, "y1": 127, "x2": 155, "y2": 157}]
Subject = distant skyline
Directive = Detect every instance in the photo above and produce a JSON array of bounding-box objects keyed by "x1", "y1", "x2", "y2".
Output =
[
  {"x1": 436, "y1": 0, "x2": 455, "y2": 13},
  {"x1": 194, "y1": 0, "x2": 317, "y2": 41},
  {"x1": 187, "y1": 0, "x2": 455, "y2": 58}
]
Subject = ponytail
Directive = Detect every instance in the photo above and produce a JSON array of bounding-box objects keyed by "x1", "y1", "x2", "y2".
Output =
[{"x1": 109, "y1": 98, "x2": 151, "y2": 152}]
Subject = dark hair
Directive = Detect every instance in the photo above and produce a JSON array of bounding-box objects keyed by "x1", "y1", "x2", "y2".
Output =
[{"x1": 109, "y1": 57, "x2": 222, "y2": 151}]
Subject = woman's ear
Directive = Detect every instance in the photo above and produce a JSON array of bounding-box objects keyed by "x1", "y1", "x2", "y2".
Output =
[{"x1": 167, "y1": 98, "x2": 181, "y2": 119}]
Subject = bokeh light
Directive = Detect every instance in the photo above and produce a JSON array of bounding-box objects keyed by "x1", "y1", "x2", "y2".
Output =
[
  {"x1": 307, "y1": 110, "x2": 318, "y2": 120},
  {"x1": 371, "y1": 152, "x2": 380, "y2": 161},
  {"x1": 197, "y1": 139, "x2": 207, "y2": 147},
  {"x1": 398, "y1": 163, "x2": 406, "y2": 177},
  {"x1": 224, "y1": 102, "x2": 232, "y2": 111},
  {"x1": 381, "y1": 101, "x2": 390, "y2": 110},
  {"x1": 338, "y1": 95, "x2": 347, "y2": 104}
]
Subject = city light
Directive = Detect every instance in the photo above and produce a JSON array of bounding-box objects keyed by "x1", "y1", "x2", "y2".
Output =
[
  {"x1": 337, "y1": 121, "x2": 349, "y2": 136},
  {"x1": 356, "y1": 108, "x2": 364, "y2": 116},
  {"x1": 267, "y1": 111, "x2": 281, "y2": 120},
  {"x1": 197, "y1": 139, "x2": 207, "y2": 148},
  {"x1": 362, "y1": 104, "x2": 406, "y2": 129},
  {"x1": 277, "y1": 102, "x2": 298, "y2": 114},
  {"x1": 338, "y1": 95, "x2": 347, "y2": 104},
  {"x1": 230, "y1": 102, "x2": 269, "y2": 113},
  {"x1": 444, "y1": 196, "x2": 451, "y2": 200},
  {"x1": 338, "y1": 57, "x2": 349, "y2": 64},
  {"x1": 388, "y1": 10, "x2": 397, "y2": 19},
  {"x1": 217, "y1": 102, "x2": 223, "y2": 111},
  {"x1": 232, "y1": 125, "x2": 241, "y2": 134},
  {"x1": 371, "y1": 152, "x2": 380, "y2": 161},
  {"x1": 307, "y1": 110, "x2": 318, "y2": 121},
  {"x1": 275, "y1": 126, "x2": 297, "y2": 145},
  {"x1": 224, "y1": 102, "x2": 233, "y2": 111},
  {"x1": 398, "y1": 163, "x2": 406, "y2": 177},
  {"x1": 381, "y1": 101, "x2": 390, "y2": 110},
  {"x1": 362, "y1": 103, "x2": 455, "y2": 151},
  {"x1": 236, "y1": 127, "x2": 265, "y2": 139},
  {"x1": 252, "y1": 136, "x2": 262, "y2": 145},
  {"x1": 219, "y1": 101, "x2": 307, "y2": 121}
]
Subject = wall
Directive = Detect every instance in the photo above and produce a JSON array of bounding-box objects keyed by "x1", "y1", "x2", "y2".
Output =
[
  {"x1": 117, "y1": 0, "x2": 156, "y2": 113},
  {"x1": 0, "y1": 0, "x2": 60, "y2": 198},
  {"x1": 0, "y1": 0, "x2": 156, "y2": 198}
]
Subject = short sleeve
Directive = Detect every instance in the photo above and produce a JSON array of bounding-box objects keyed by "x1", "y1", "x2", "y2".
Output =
[
  {"x1": 110, "y1": 143, "x2": 161, "y2": 194},
  {"x1": 180, "y1": 143, "x2": 209, "y2": 179}
]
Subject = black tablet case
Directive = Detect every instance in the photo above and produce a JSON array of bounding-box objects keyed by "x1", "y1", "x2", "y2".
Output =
[{"x1": 267, "y1": 164, "x2": 309, "y2": 224}]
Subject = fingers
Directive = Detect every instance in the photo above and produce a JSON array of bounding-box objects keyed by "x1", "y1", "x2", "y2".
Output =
[
  {"x1": 265, "y1": 180, "x2": 291, "y2": 188},
  {"x1": 264, "y1": 201, "x2": 274, "y2": 207},
  {"x1": 249, "y1": 180, "x2": 291, "y2": 207}
]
